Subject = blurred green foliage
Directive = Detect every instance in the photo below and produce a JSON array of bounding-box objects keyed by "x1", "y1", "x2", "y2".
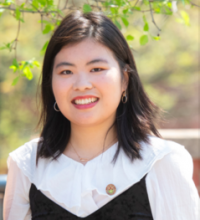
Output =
[
  {"x1": 0, "y1": 0, "x2": 199, "y2": 172},
  {"x1": 0, "y1": 0, "x2": 197, "y2": 85}
]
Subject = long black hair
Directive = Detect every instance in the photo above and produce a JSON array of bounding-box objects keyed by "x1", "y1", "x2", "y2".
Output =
[{"x1": 36, "y1": 10, "x2": 162, "y2": 165}]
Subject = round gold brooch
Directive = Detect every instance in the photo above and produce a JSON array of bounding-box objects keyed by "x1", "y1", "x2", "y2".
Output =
[{"x1": 106, "y1": 184, "x2": 116, "y2": 195}]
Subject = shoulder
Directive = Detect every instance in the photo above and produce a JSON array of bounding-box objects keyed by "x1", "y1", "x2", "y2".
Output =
[
  {"x1": 144, "y1": 136, "x2": 195, "y2": 193},
  {"x1": 145, "y1": 136, "x2": 200, "y2": 219},
  {"x1": 7, "y1": 137, "x2": 42, "y2": 181},
  {"x1": 147, "y1": 135, "x2": 193, "y2": 175},
  {"x1": 138, "y1": 134, "x2": 190, "y2": 172}
]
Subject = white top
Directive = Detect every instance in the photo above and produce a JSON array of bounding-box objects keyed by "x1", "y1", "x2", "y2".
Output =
[{"x1": 3, "y1": 135, "x2": 200, "y2": 220}]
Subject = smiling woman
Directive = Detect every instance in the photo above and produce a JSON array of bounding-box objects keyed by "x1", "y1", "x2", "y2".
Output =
[{"x1": 3, "y1": 11, "x2": 200, "y2": 220}]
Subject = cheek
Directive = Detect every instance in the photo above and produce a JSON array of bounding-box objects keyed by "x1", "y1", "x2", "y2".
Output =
[
  {"x1": 52, "y1": 76, "x2": 70, "y2": 102},
  {"x1": 97, "y1": 71, "x2": 122, "y2": 105}
]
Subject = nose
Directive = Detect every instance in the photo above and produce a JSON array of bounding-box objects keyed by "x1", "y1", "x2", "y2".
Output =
[{"x1": 72, "y1": 72, "x2": 93, "y2": 91}]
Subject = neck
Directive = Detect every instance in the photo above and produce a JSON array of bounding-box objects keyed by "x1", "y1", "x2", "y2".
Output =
[{"x1": 67, "y1": 117, "x2": 118, "y2": 159}]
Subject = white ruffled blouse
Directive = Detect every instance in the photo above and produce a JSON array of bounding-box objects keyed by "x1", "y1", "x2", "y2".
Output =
[{"x1": 3, "y1": 135, "x2": 200, "y2": 220}]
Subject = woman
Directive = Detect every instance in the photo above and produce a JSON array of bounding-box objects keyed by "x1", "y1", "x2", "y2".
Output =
[{"x1": 3, "y1": 11, "x2": 200, "y2": 220}]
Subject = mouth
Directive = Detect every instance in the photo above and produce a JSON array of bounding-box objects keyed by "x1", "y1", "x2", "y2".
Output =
[
  {"x1": 72, "y1": 97, "x2": 99, "y2": 105},
  {"x1": 71, "y1": 96, "x2": 99, "y2": 109}
]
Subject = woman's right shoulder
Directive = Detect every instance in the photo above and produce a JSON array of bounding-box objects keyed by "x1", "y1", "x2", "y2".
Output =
[{"x1": 7, "y1": 137, "x2": 42, "y2": 181}]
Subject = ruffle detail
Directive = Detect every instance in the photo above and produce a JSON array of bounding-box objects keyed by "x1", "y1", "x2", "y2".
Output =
[{"x1": 7, "y1": 135, "x2": 185, "y2": 217}]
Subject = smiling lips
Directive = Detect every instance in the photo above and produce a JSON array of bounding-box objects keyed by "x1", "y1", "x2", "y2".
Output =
[{"x1": 72, "y1": 96, "x2": 99, "y2": 109}]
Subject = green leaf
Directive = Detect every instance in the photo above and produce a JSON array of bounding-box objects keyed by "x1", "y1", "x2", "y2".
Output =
[
  {"x1": 12, "y1": 76, "x2": 20, "y2": 86},
  {"x1": 12, "y1": 58, "x2": 19, "y2": 68},
  {"x1": 110, "y1": 7, "x2": 118, "y2": 14},
  {"x1": 115, "y1": 0, "x2": 123, "y2": 6},
  {"x1": 32, "y1": 0, "x2": 39, "y2": 9},
  {"x1": 41, "y1": 40, "x2": 49, "y2": 55},
  {"x1": 83, "y1": 4, "x2": 92, "y2": 13},
  {"x1": 42, "y1": 24, "x2": 52, "y2": 34},
  {"x1": 164, "y1": 6, "x2": 173, "y2": 15},
  {"x1": 140, "y1": 35, "x2": 148, "y2": 46},
  {"x1": 47, "y1": 0, "x2": 54, "y2": 6},
  {"x1": 167, "y1": 2, "x2": 172, "y2": 8},
  {"x1": 143, "y1": 22, "x2": 149, "y2": 31},
  {"x1": 154, "y1": 7, "x2": 161, "y2": 13},
  {"x1": 132, "y1": 6, "x2": 141, "y2": 11},
  {"x1": 153, "y1": 36, "x2": 160, "y2": 41},
  {"x1": 9, "y1": 65, "x2": 17, "y2": 72},
  {"x1": 15, "y1": 8, "x2": 21, "y2": 20},
  {"x1": 56, "y1": 20, "x2": 61, "y2": 26},
  {"x1": 38, "y1": 0, "x2": 46, "y2": 6},
  {"x1": 126, "y1": 35, "x2": 134, "y2": 41},
  {"x1": 114, "y1": 20, "x2": 122, "y2": 30},
  {"x1": 123, "y1": 8, "x2": 128, "y2": 14},
  {"x1": 180, "y1": 10, "x2": 190, "y2": 26},
  {"x1": 23, "y1": 66, "x2": 33, "y2": 80},
  {"x1": 33, "y1": 60, "x2": 40, "y2": 67},
  {"x1": 20, "y1": 3, "x2": 25, "y2": 8},
  {"x1": 121, "y1": 17, "x2": 129, "y2": 27}
]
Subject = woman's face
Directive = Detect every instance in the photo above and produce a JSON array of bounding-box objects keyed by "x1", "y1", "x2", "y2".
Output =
[{"x1": 52, "y1": 38, "x2": 128, "y2": 126}]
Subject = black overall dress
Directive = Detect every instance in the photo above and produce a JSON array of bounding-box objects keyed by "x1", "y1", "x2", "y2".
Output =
[{"x1": 29, "y1": 173, "x2": 153, "y2": 220}]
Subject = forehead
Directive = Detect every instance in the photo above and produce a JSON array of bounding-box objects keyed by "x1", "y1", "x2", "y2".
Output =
[{"x1": 54, "y1": 38, "x2": 116, "y2": 63}]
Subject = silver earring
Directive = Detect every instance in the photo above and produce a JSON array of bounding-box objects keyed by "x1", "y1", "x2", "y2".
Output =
[
  {"x1": 54, "y1": 101, "x2": 60, "y2": 112},
  {"x1": 121, "y1": 90, "x2": 128, "y2": 103}
]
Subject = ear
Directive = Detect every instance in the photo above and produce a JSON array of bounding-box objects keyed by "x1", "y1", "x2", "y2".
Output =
[{"x1": 122, "y1": 67, "x2": 129, "y2": 91}]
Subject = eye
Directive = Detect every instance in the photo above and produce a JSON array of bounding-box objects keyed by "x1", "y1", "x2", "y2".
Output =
[
  {"x1": 60, "y1": 70, "x2": 72, "y2": 75},
  {"x1": 91, "y1": 68, "x2": 104, "y2": 72}
]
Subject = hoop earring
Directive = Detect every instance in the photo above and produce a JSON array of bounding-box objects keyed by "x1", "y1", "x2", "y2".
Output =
[
  {"x1": 54, "y1": 101, "x2": 60, "y2": 112},
  {"x1": 121, "y1": 90, "x2": 128, "y2": 103}
]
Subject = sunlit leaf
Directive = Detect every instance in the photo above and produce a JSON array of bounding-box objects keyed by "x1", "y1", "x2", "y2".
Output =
[
  {"x1": 33, "y1": 60, "x2": 40, "y2": 67},
  {"x1": 180, "y1": 10, "x2": 190, "y2": 26},
  {"x1": 126, "y1": 35, "x2": 134, "y2": 41},
  {"x1": 23, "y1": 66, "x2": 33, "y2": 80},
  {"x1": 9, "y1": 65, "x2": 17, "y2": 72},
  {"x1": 153, "y1": 36, "x2": 160, "y2": 41},
  {"x1": 140, "y1": 35, "x2": 148, "y2": 45}
]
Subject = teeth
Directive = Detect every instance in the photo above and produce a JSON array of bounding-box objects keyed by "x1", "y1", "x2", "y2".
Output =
[{"x1": 74, "y1": 98, "x2": 98, "y2": 105}]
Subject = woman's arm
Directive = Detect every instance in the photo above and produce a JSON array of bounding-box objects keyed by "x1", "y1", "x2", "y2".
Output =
[
  {"x1": 3, "y1": 156, "x2": 31, "y2": 220},
  {"x1": 146, "y1": 145, "x2": 200, "y2": 220}
]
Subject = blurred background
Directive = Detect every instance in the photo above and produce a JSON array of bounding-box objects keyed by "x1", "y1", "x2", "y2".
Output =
[{"x1": 0, "y1": 0, "x2": 199, "y2": 199}]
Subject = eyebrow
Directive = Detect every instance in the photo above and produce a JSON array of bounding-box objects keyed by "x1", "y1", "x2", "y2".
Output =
[{"x1": 55, "y1": 59, "x2": 108, "y2": 69}]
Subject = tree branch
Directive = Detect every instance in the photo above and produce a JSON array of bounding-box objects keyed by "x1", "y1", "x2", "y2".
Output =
[
  {"x1": 149, "y1": 0, "x2": 161, "y2": 32},
  {"x1": 14, "y1": 19, "x2": 20, "y2": 59},
  {"x1": 133, "y1": 0, "x2": 140, "y2": 7},
  {"x1": 0, "y1": 6, "x2": 58, "y2": 14},
  {"x1": 190, "y1": 1, "x2": 200, "y2": 7}
]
